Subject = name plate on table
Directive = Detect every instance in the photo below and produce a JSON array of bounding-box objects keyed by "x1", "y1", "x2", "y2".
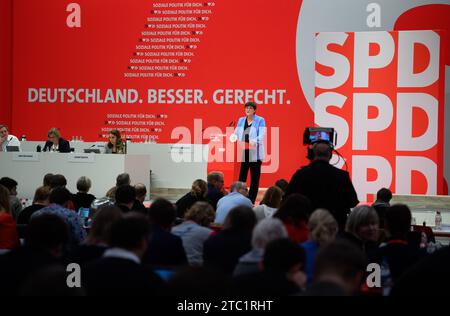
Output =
[
  {"x1": 68, "y1": 153, "x2": 95, "y2": 163},
  {"x1": 12, "y1": 152, "x2": 39, "y2": 161}
]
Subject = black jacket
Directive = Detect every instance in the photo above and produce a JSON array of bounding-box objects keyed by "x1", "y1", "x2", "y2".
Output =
[
  {"x1": 43, "y1": 138, "x2": 71, "y2": 153},
  {"x1": 285, "y1": 160, "x2": 359, "y2": 230}
]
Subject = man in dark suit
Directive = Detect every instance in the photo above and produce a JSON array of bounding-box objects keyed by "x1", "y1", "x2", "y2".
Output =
[
  {"x1": 43, "y1": 127, "x2": 71, "y2": 153},
  {"x1": 82, "y1": 214, "x2": 163, "y2": 295},
  {"x1": 285, "y1": 142, "x2": 359, "y2": 231}
]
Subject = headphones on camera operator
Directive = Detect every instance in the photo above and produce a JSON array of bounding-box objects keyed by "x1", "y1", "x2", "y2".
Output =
[{"x1": 303, "y1": 127, "x2": 336, "y2": 161}]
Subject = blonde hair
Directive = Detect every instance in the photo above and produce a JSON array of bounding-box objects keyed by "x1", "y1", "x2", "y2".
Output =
[
  {"x1": 308, "y1": 209, "x2": 338, "y2": 245},
  {"x1": 345, "y1": 205, "x2": 379, "y2": 236},
  {"x1": 48, "y1": 127, "x2": 61, "y2": 139},
  {"x1": 185, "y1": 201, "x2": 215, "y2": 227},
  {"x1": 191, "y1": 179, "x2": 207, "y2": 198}
]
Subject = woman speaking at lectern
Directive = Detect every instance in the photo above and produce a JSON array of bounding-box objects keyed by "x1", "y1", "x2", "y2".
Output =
[{"x1": 232, "y1": 102, "x2": 266, "y2": 204}]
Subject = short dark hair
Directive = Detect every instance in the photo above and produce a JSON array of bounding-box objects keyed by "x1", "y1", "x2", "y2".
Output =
[
  {"x1": 116, "y1": 173, "x2": 130, "y2": 187},
  {"x1": 110, "y1": 214, "x2": 150, "y2": 250},
  {"x1": 49, "y1": 187, "x2": 72, "y2": 206},
  {"x1": 148, "y1": 198, "x2": 176, "y2": 228},
  {"x1": 376, "y1": 188, "x2": 392, "y2": 203},
  {"x1": 263, "y1": 238, "x2": 305, "y2": 272},
  {"x1": 115, "y1": 185, "x2": 136, "y2": 205},
  {"x1": 385, "y1": 204, "x2": 412, "y2": 239},
  {"x1": 275, "y1": 179, "x2": 289, "y2": 194},
  {"x1": 314, "y1": 240, "x2": 366, "y2": 282},
  {"x1": 134, "y1": 183, "x2": 147, "y2": 199},
  {"x1": 245, "y1": 101, "x2": 257, "y2": 110},
  {"x1": 0, "y1": 177, "x2": 18, "y2": 192},
  {"x1": 49, "y1": 174, "x2": 67, "y2": 189},
  {"x1": 274, "y1": 193, "x2": 312, "y2": 224},
  {"x1": 33, "y1": 186, "x2": 51, "y2": 203},
  {"x1": 26, "y1": 214, "x2": 69, "y2": 251},
  {"x1": 43, "y1": 173, "x2": 54, "y2": 187},
  {"x1": 223, "y1": 206, "x2": 256, "y2": 231}
]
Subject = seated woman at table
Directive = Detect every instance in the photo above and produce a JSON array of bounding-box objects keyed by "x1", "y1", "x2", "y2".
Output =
[
  {"x1": 104, "y1": 129, "x2": 125, "y2": 154},
  {"x1": 43, "y1": 128, "x2": 71, "y2": 153}
]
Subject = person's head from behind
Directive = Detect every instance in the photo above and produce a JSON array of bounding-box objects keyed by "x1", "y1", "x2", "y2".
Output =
[
  {"x1": 110, "y1": 214, "x2": 150, "y2": 259},
  {"x1": 308, "y1": 209, "x2": 338, "y2": 246},
  {"x1": 346, "y1": 205, "x2": 379, "y2": 242},
  {"x1": 385, "y1": 204, "x2": 412, "y2": 240},
  {"x1": 87, "y1": 206, "x2": 123, "y2": 245},
  {"x1": 262, "y1": 238, "x2": 305, "y2": 277},
  {"x1": 313, "y1": 240, "x2": 366, "y2": 295},
  {"x1": 376, "y1": 188, "x2": 392, "y2": 204},
  {"x1": 312, "y1": 142, "x2": 332, "y2": 162},
  {"x1": 223, "y1": 205, "x2": 256, "y2": 232},
  {"x1": 230, "y1": 181, "x2": 248, "y2": 197},
  {"x1": 49, "y1": 174, "x2": 67, "y2": 189},
  {"x1": 0, "y1": 184, "x2": 11, "y2": 213},
  {"x1": 0, "y1": 124, "x2": 9, "y2": 139},
  {"x1": 115, "y1": 185, "x2": 136, "y2": 210},
  {"x1": 260, "y1": 186, "x2": 283, "y2": 209},
  {"x1": 108, "y1": 129, "x2": 122, "y2": 147},
  {"x1": 0, "y1": 177, "x2": 18, "y2": 196},
  {"x1": 190, "y1": 179, "x2": 208, "y2": 198},
  {"x1": 47, "y1": 127, "x2": 61, "y2": 145},
  {"x1": 43, "y1": 173, "x2": 54, "y2": 187},
  {"x1": 274, "y1": 193, "x2": 312, "y2": 227},
  {"x1": 33, "y1": 186, "x2": 51, "y2": 205},
  {"x1": 116, "y1": 173, "x2": 130, "y2": 187},
  {"x1": 274, "y1": 179, "x2": 289, "y2": 196},
  {"x1": 252, "y1": 217, "x2": 288, "y2": 250},
  {"x1": 26, "y1": 214, "x2": 69, "y2": 258},
  {"x1": 76, "y1": 176, "x2": 92, "y2": 193},
  {"x1": 207, "y1": 171, "x2": 224, "y2": 191},
  {"x1": 148, "y1": 198, "x2": 176, "y2": 230},
  {"x1": 49, "y1": 187, "x2": 72, "y2": 209},
  {"x1": 134, "y1": 183, "x2": 147, "y2": 203},
  {"x1": 185, "y1": 201, "x2": 215, "y2": 227}
]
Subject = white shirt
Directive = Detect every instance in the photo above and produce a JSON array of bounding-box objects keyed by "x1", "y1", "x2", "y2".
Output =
[
  {"x1": 103, "y1": 248, "x2": 141, "y2": 264},
  {"x1": 0, "y1": 135, "x2": 21, "y2": 152}
]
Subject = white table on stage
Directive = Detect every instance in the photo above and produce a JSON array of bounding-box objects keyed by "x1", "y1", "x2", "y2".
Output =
[{"x1": 0, "y1": 152, "x2": 151, "y2": 200}]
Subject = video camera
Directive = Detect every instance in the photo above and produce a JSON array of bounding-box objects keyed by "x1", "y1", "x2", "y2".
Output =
[{"x1": 303, "y1": 127, "x2": 336, "y2": 146}]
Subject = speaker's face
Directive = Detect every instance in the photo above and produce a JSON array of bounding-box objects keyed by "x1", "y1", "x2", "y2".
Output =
[{"x1": 0, "y1": 127, "x2": 8, "y2": 138}]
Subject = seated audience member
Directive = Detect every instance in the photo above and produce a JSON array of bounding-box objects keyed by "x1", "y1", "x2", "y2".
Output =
[
  {"x1": 274, "y1": 179, "x2": 289, "y2": 197},
  {"x1": 0, "y1": 184, "x2": 20, "y2": 249},
  {"x1": 0, "y1": 214, "x2": 69, "y2": 295},
  {"x1": 72, "y1": 176, "x2": 96, "y2": 211},
  {"x1": 172, "y1": 201, "x2": 215, "y2": 266},
  {"x1": 215, "y1": 181, "x2": 253, "y2": 225},
  {"x1": 104, "y1": 129, "x2": 125, "y2": 154},
  {"x1": 0, "y1": 124, "x2": 21, "y2": 152},
  {"x1": 369, "y1": 204, "x2": 426, "y2": 292},
  {"x1": 175, "y1": 179, "x2": 208, "y2": 219},
  {"x1": 67, "y1": 206, "x2": 123, "y2": 265},
  {"x1": 43, "y1": 127, "x2": 71, "y2": 153},
  {"x1": 43, "y1": 173, "x2": 54, "y2": 187},
  {"x1": 106, "y1": 173, "x2": 131, "y2": 199},
  {"x1": 273, "y1": 193, "x2": 312, "y2": 243},
  {"x1": 115, "y1": 185, "x2": 137, "y2": 214},
  {"x1": 205, "y1": 171, "x2": 226, "y2": 210},
  {"x1": 253, "y1": 186, "x2": 283, "y2": 221},
  {"x1": 233, "y1": 217, "x2": 288, "y2": 277},
  {"x1": 204, "y1": 206, "x2": 256, "y2": 274},
  {"x1": 165, "y1": 266, "x2": 233, "y2": 296},
  {"x1": 82, "y1": 214, "x2": 163, "y2": 296},
  {"x1": 132, "y1": 183, "x2": 148, "y2": 214},
  {"x1": 301, "y1": 209, "x2": 338, "y2": 285},
  {"x1": 32, "y1": 187, "x2": 86, "y2": 247},
  {"x1": 0, "y1": 177, "x2": 22, "y2": 220},
  {"x1": 341, "y1": 205, "x2": 380, "y2": 254},
  {"x1": 371, "y1": 188, "x2": 392, "y2": 229},
  {"x1": 143, "y1": 198, "x2": 188, "y2": 267},
  {"x1": 303, "y1": 240, "x2": 367, "y2": 296},
  {"x1": 17, "y1": 186, "x2": 51, "y2": 225},
  {"x1": 48, "y1": 174, "x2": 67, "y2": 189},
  {"x1": 233, "y1": 238, "x2": 306, "y2": 296}
]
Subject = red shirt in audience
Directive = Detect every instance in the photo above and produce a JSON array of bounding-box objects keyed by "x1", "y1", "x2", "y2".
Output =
[{"x1": 0, "y1": 212, "x2": 20, "y2": 249}]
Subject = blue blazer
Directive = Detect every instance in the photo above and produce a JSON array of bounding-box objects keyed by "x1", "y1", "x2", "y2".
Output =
[{"x1": 235, "y1": 114, "x2": 266, "y2": 161}]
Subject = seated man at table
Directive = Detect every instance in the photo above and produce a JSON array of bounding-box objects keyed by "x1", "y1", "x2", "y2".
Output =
[
  {"x1": 43, "y1": 128, "x2": 71, "y2": 153},
  {"x1": 0, "y1": 124, "x2": 21, "y2": 152}
]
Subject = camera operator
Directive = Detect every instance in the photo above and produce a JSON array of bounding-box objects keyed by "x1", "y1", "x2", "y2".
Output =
[{"x1": 285, "y1": 141, "x2": 358, "y2": 231}]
